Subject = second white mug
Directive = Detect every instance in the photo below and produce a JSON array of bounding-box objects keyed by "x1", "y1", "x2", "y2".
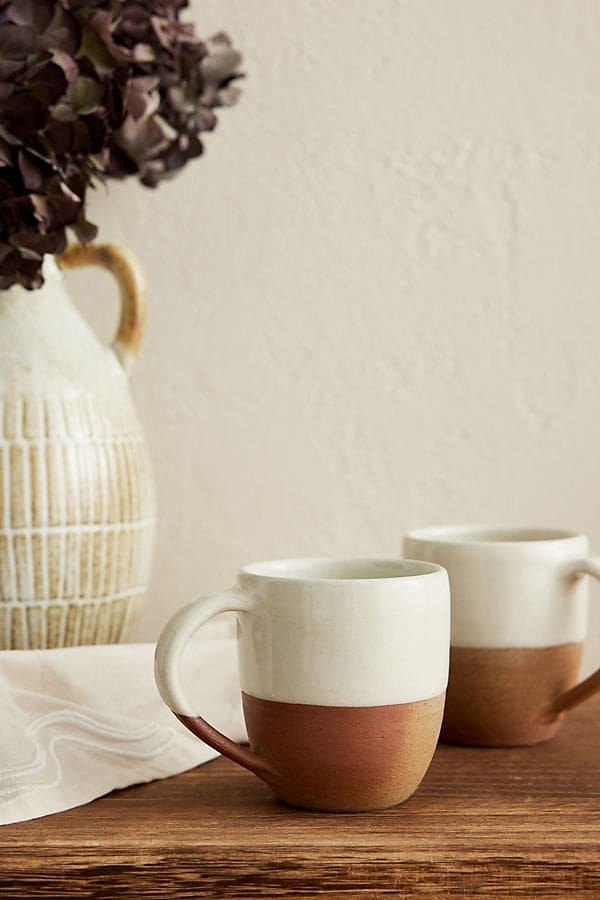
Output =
[{"x1": 404, "y1": 525, "x2": 600, "y2": 746}]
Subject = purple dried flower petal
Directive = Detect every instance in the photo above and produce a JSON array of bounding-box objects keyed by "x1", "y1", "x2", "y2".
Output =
[
  {"x1": 0, "y1": 59, "x2": 26, "y2": 79},
  {"x1": 27, "y1": 61, "x2": 69, "y2": 106},
  {"x1": 0, "y1": 22, "x2": 36, "y2": 57},
  {"x1": 71, "y1": 208, "x2": 97, "y2": 242},
  {"x1": 125, "y1": 76, "x2": 160, "y2": 119},
  {"x1": 18, "y1": 150, "x2": 45, "y2": 189},
  {"x1": 39, "y1": 6, "x2": 81, "y2": 55},
  {"x1": 0, "y1": 94, "x2": 45, "y2": 142},
  {"x1": 7, "y1": 0, "x2": 55, "y2": 32}
]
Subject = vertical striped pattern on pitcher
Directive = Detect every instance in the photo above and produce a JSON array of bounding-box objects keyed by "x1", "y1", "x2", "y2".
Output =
[{"x1": 0, "y1": 392, "x2": 155, "y2": 649}]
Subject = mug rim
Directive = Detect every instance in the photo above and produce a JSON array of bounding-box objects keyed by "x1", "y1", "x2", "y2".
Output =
[
  {"x1": 404, "y1": 524, "x2": 584, "y2": 546},
  {"x1": 239, "y1": 556, "x2": 446, "y2": 583}
]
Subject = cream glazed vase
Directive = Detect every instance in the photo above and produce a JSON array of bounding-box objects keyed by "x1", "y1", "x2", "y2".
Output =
[{"x1": 0, "y1": 243, "x2": 156, "y2": 649}]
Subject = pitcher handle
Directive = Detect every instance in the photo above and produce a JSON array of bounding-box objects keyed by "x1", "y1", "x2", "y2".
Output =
[{"x1": 57, "y1": 243, "x2": 147, "y2": 376}]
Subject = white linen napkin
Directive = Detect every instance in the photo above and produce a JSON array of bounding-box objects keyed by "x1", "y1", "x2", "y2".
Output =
[{"x1": 0, "y1": 632, "x2": 245, "y2": 825}]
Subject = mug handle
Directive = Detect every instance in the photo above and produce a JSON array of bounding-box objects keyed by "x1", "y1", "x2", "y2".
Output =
[
  {"x1": 154, "y1": 595, "x2": 277, "y2": 785},
  {"x1": 57, "y1": 242, "x2": 147, "y2": 375},
  {"x1": 551, "y1": 558, "x2": 600, "y2": 715}
]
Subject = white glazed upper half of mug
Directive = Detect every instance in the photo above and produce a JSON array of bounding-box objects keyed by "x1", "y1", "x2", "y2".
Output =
[
  {"x1": 234, "y1": 558, "x2": 450, "y2": 707},
  {"x1": 403, "y1": 526, "x2": 589, "y2": 649}
]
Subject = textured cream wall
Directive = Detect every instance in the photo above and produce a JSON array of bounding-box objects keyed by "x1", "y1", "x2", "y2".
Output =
[{"x1": 70, "y1": 0, "x2": 600, "y2": 671}]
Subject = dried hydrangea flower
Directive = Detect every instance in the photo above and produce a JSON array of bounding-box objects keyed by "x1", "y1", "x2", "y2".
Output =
[{"x1": 0, "y1": 0, "x2": 242, "y2": 290}]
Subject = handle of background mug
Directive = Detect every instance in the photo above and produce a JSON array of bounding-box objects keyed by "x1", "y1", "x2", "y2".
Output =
[
  {"x1": 154, "y1": 594, "x2": 277, "y2": 785},
  {"x1": 57, "y1": 242, "x2": 147, "y2": 376},
  {"x1": 552, "y1": 558, "x2": 600, "y2": 715}
]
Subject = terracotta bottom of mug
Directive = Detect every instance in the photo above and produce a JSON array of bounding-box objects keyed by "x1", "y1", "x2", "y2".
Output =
[
  {"x1": 242, "y1": 691, "x2": 445, "y2": 811},
  {"x1": 441, "y1": 642, "x2": 584, "y2": 747}
]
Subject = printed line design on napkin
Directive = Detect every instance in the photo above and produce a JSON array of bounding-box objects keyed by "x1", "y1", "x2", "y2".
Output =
[{"x1": 0, "y1": 709, "x2": 175, "y2": 802}]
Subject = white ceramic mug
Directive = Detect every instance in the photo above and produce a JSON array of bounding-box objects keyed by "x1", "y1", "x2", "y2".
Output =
[
  {"x1": 155, "y1": 557, "x2": 450, "y2": 811},
  {"x1": 404, "y1": 526, "x2": 600, "y2": 746}
]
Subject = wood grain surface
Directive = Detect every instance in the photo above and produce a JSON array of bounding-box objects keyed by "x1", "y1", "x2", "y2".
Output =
[{"x1": 2, "y1": 694, "x2": 599, "y2": 898}]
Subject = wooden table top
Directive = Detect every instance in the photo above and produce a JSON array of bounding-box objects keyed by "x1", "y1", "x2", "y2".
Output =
[{"x1": 2, "y1": 694, "x2": 600, "y2": 898}]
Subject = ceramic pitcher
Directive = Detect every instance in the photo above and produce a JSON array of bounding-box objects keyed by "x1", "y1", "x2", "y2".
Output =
[{"x1": 0, "y1": 244, "x2": 156, "y2": 649}]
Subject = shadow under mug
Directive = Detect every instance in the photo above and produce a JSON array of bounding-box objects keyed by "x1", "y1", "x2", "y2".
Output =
[
  {"x1": 154, "y1": 557, "x2": 450, "y2": 811},
  {"x1": 404, "y1": 526, "x2": 600, "y2": 747}
]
